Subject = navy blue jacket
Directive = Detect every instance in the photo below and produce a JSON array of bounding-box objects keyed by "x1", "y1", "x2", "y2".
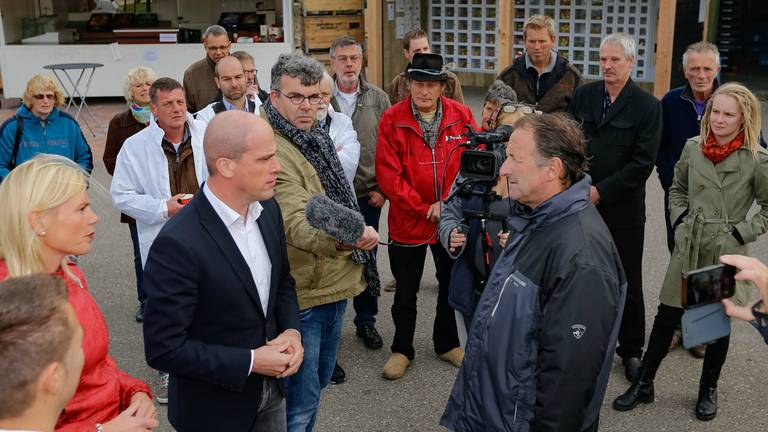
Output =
[
  {"x1": 441, "y1": 175, "x2": 626, "y2": 432},
  {"x1": 0, "y1": 105, "x2": 92, "y2": 181},
  {"x1": 143, "y1": 190, "x2": 301, "y2": 431},
  {"x1": 656, "y1": 84, "x2": 715, "y2": 190}
]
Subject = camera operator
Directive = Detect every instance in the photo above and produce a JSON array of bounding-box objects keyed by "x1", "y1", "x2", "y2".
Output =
[
  {"x1": 720, "y1": 254, "x2": 768, "y2": 345},
  {"x1": 439, "y1": 102, "x2": 536, "y2": 336}
]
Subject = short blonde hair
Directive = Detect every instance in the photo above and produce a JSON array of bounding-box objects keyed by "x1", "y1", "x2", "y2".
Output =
[
  {"x1": 21, "y1": 75, "x2": 65, "y2": 109},
  {"x1": 123, "y1": 66, "x2": 157, "y2": 103},
  {"x1": 0, "y1": 154, "x2": 88, "y2": 283},
  {"x1": 700, "y1": 82, "x2": 762, "y2": 157},
  {"x1": 523, "y1": 15, "x2": 556, "y2": 40}
]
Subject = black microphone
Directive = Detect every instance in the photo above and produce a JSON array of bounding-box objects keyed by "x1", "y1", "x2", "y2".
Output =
[{"x1": 305, "y1": 194, "x2": 365, "y2": 245}]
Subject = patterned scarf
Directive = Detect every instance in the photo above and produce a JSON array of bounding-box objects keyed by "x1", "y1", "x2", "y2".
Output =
[
  {"x1": 263, "y1": 100, "x2": 381, "y2": 296},
  {"x1": 702, "y1": 130, "x2": 745, "y2": 164},
  {"x1": 130, "y1": 102, "x2": 152, "y2": 125}
]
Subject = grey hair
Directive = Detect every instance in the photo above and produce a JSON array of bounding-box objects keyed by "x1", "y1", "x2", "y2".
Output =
[
  {"x1": 484, "y1": 80, "x2": 517, "y2": 105},
  {"x1": 329, "y1": 36, "x2": 363, "y2": 57},
  {"x1": 515, "y1": 113, "x2": 589, "y2": 186},
  {"x1": 600, "y1": 33, "x2": 636, "y2": 60},
  {"x1": 682, "y1": 41, "x2": 721, "y2": 69},
  {"x1": 270, "y1": 53, "x2": 324, "y2": 91},
  {"x1": 320, "y1": 70, "x2": 334, "y2": 88},
  {"x1": 203, "y1": 25, "x2": 228, "y2": 40}
]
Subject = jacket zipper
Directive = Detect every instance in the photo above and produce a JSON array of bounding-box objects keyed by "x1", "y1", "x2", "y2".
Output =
[
  {"x1": 491, "y1": 274, "x2": 514, "y2": 317},
  {"x1": 513, "y1": 401, "x2": 518, "y2": 423}
]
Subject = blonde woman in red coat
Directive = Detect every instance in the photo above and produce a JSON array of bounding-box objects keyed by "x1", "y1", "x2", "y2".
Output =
[{"x1": 0, "y1": 154, "x2": 158, "y2": 432}]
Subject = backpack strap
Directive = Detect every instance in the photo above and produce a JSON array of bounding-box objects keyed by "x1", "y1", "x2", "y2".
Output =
[{"x1": 9, "y1": 114, "x2": 23, "y2": 170}]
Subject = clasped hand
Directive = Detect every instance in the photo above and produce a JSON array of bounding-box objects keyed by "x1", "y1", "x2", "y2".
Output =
[{"x1": 251, "y1": 330, "x2": 303, "y2": 379}]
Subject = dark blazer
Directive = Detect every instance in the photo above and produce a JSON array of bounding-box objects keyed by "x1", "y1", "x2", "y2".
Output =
[
  {"x1": 143, "y1": 189, "x2": 300, "y2": 431},
  {"x1": 103, "y1": 108, "x2": 147, "y2": 224},
  {"x1": 569, "y1": 79, "x2": 662, "y2": 228}
]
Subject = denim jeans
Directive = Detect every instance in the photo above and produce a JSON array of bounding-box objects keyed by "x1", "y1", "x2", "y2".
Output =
[
  {"x1": 285, "y1": 300, "x2": 347, "y2": 432},
  {"x1": 353, "y1": 197, "x2": 381, "y2": 327},
  {"x1": 128, "y1": 221, "x2": 146, "y2": 304}
]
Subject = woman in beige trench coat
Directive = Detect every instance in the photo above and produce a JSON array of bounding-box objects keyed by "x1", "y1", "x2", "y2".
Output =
[{"x1": 613, "y1": 83, "x2": 768, "y2": 421}]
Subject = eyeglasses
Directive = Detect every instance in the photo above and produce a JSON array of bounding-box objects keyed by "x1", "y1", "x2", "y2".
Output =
[
  {"x1": 206, "y1": 44, "x2": 230, "y2": 52},
  {"x1": 276, "y1": 91, "x2": 322, "y2": 106},
  {"x1": 332, "y1": 55, "x2": 361, "y2": 63},
  {"x1": 499, "y1": 104, "x2": 541, "y2": 115},
  {"x1": 33, "y1": 94, "x2": 56, "y2": 101}
]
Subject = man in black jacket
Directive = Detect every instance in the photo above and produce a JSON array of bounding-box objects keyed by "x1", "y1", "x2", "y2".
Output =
[
  {"x1": 143, "y1": 111, "x2": 302, "y2": 431},
  {"x1": 569, "y1": 33, "x2": 662, "y2": 383},
  {"x1": 441, "y1": 113, "x2": 625, "y2": 432},
  {"x1": 497, "y1": 14, "x2": 581, "y2": 113}
]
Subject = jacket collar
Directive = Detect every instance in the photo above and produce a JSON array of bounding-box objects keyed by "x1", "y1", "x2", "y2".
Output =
[
  {"x1": 597, "y1": 78, "x2": 635, "y2": 127},
  {"x1": 17, "y1": 104, "x2": 60, "y2": 123},
  {"x1": 680, "y1": 79, "x2": 721, "y2": 104},
  {"x1": 507, "y1": 174, "x2": 592, "y2": 234}
]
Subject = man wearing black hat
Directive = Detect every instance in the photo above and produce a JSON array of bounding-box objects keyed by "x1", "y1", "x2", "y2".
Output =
[{"x1": 376, "y1": 53, "x2": 477, "y2": 380}]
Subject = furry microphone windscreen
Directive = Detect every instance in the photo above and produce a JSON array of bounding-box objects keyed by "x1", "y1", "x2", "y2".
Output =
[{"x1": 305, "y1": 194, "x2": 365, "y2": 245}]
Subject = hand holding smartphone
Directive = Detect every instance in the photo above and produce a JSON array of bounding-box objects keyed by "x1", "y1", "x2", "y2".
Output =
[{"x1": 682, "y1": 264, "x2": 736, "y2": 309}]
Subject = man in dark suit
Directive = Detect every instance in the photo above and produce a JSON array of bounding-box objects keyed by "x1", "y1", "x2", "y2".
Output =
[
  {"x1": 569, "y1": 33, "x2": 662, "y2": 383},
  {"x1": 143, "y1": 110, "x2": 302, "y2": 432}
]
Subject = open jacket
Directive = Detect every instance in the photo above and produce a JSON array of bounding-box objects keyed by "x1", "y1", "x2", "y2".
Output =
[
  {"x1": 441, "y1": 175, "x2": 626, "y2": 432},
  {"x1": 661, "y1": 136, "x2": 768, "y2": 307},
  {"x1": 0, "y1": 262, "x2": 152, "y2": 432},
  {"x1": 103, "y1": 108, "x2": 149, "y2": 224},
  {"x1": 376, "y1": 95, "x2": 477, "y2": 244},
  {"x1": 0, "y1": 105, "x2": 92, "y2": 181},
  {"x1": 265, "y1": 108, "x2": 365, "y2": 310},
  {"x1": 497, "y1": 51, "x2": 582, "y2": 113},
  {"x1": 110, "y1": 113, "x2": 208, "y2": 265}
]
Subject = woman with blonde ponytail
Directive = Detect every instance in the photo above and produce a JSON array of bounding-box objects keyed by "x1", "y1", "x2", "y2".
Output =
[{"x1": 0, "y1": 154, "x2": 158, "y2": 432}]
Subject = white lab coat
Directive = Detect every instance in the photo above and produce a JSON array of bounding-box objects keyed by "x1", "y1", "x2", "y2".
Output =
[
  {"x1": 326, "y1": 108, "x2": 360, "y2": 195},
  {"x1": 110, "y1": 113, "x2": 208, "y2": 266}
]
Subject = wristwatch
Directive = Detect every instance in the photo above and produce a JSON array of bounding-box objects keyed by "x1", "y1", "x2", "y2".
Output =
[{"x1": 752, "y1": 300, "x2": 768, "y2": 326}]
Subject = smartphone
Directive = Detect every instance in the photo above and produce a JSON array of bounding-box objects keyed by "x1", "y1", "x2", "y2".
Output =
[{"x1": 682, "y1": 264, "x2": 736, "y2": 309}]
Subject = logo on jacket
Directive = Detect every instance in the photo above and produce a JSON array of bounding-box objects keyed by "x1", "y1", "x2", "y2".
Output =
[{"x1": 571, "y1": 324, "x2": 586, "y2": 340}]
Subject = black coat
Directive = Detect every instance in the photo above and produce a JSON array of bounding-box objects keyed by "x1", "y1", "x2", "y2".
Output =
[
  {"x1": 143, "y1": 189, "x2": 300, "y2": 431},
  {"x1": 569, "y1": 79, "x2": 662, "y2": 228}
]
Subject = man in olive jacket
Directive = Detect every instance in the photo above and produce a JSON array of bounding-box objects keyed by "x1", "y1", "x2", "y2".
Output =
[
  {"x1": 329, "y1": 36, "x2": 391, "y2": 354},
  {"x1": 262, "y1": 53, "x2": 379, "y2": 431},
  {"x1": 569, "y1": 33, "x2": 662, "y2": 383}
]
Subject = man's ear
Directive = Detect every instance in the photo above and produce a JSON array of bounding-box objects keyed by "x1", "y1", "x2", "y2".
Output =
[
  {"x1": 547, "y1": 157, "x2": 565, "y2": 182},
  {"x1": 216, "y1": 157, "x2": 236, "y2": 178},
  {"x1": 38, "y1": 362, "x2": 64, "y2": 396}
]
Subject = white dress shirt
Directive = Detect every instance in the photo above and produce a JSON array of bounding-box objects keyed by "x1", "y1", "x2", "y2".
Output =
[{"x1": 202, "y1": 184, "x2": 272, "y2": 375}]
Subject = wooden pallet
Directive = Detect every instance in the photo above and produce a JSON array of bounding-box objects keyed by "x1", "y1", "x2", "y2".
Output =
[
  {"x1": 302, "y1": 15, "x2": 364, "y2": 51},
  {"x1": 303, "y1": 0, "x2": 362, "y2": 16}
]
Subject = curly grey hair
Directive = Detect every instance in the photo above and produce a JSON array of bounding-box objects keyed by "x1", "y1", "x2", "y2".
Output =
[
  {"x1": 484, "y1": 80, "x2": 517, "y2": 105},
  {"x1": 270, "y1": 53, "x2": 325, "y2": 91}
]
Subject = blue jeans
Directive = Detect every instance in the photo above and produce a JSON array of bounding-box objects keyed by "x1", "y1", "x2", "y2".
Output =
[
  {"x1": 353, "y1": 197, "x2": 380, "y2": 326},
  {"x1": 128, "y1": 222, "x2": 145, "y2": 303},
  {"x1": 285, "y1": 300, "x2": 347, "y2": 432}
]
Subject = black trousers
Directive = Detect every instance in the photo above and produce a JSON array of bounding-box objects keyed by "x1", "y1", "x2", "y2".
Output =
[
  {"x1": 643, "y1": 304, "x2": 730, "y2": 387},
  {"x1": 662, "y1": 186, "x2": 674, "y2": 254},
  {"x1": 610, "y1": 225, "x2": 646, "y2": 360},
  {"x1": 389, "y1": 242, "x2": 459, "y2": 360}
]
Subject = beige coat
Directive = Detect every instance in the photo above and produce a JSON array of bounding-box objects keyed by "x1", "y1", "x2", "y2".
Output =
[
  {"x1": 660, "y1": 136, "x2": 768, "y2": 307},
  {"x1": 266, "y1": 112, "x2": 365, "y2": 310}
]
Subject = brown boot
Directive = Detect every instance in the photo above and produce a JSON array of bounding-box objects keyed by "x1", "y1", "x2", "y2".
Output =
[
  {"x1": 438, "y1": 347, "x2": 465, "y2": 368},
  {"x1": 382, "y1": 353, "x2": 411, "y2": 380}
]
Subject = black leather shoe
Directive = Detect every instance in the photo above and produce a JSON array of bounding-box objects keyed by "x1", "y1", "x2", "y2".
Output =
[
  {"x1": 613, "y1": 377, "x2": 655, "y2": 411},
  {"x1": 623, "y1": 356, "x2": 641, "y2": 382},
  {"x1": 695, "y1": 385, "x2": 717, "y2": 421},
  {"x1": 356, "y1": 322, "x2": 383, "y2": 349},
  {"x1": 330, "y1": 363, "x2": 346, "y2": 384},
  {"x1": 135, "y1": 303, "x2": 144, "y2": 323}
]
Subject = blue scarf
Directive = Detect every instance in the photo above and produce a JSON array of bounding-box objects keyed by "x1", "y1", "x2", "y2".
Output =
[{"x1": 130, "y1": 102, "x2": 152, "y2": 125}]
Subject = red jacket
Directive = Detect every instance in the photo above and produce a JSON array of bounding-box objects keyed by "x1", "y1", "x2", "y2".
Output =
[
  {"x1": 0, "y1": 261, "x2": 152, "y2": 431},
  {"x1": 376, "y1": 95, "x2": 477, "y2": 244}
]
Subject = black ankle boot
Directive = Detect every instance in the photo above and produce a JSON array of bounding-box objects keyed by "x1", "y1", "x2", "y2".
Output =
[
  {"x1": 695, "y1": 385, "x2": 717, "y2": 421},
  {"x1": 613, "y1": 362, "x2": 655, "y2": 411}
]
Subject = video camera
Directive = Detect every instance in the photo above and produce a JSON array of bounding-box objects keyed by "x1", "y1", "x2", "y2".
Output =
[{"x1": 459, "y1": 124, "x2": 512, "y2": 184}]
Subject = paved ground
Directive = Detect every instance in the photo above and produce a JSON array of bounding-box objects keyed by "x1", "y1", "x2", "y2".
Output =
[{"x1": 2, "y1": 88, "x2": 767, "y2": 431}]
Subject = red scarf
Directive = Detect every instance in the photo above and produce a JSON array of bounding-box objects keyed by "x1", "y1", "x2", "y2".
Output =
[{"x1": 701, "y1": 131, "x2": 745, "y2": 164}]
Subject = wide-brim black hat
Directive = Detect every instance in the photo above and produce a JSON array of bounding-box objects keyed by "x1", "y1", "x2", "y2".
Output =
[{"x1": 402, "y1": 53, "x2": 450, "y2": 82}]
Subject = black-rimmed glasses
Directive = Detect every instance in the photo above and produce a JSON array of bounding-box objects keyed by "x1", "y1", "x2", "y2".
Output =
[{"x1": 276, "y1": 91, "x2": 322, "y2": 106}]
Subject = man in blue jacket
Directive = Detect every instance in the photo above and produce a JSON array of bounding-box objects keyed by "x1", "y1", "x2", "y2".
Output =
[
  {"x1": 656, "y1": 42, "x2": 721, "y2": 253},
  {"x1": 441, "y1": 113, "x2": 626, "y2": 432}
]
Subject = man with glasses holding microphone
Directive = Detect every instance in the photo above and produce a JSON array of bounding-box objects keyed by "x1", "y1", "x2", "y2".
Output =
[{"x1": 261, "y1": 53, "x2": 380, "y2": 431}]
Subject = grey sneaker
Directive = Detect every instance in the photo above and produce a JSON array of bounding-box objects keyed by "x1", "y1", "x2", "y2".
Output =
[{"x1": 156, "y1": 372, "x2": 169, "y2": 404}]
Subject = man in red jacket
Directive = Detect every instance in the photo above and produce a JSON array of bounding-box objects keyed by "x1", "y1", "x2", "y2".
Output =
[{"x1": 376, "y1": 53, "x2": 477, "y2": 380}]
